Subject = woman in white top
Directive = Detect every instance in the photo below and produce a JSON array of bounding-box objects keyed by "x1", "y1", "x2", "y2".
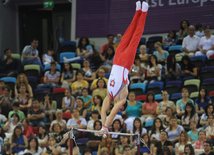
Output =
[
  {"x1": 175, "y1": 131, "x2": 191, "y2": 155},
  {"x1": 37, "y1": 125, "x2": 48, "y2": 147},
  {"x1": 62, "y1": 89, "x2": 75, "y2": 112},
  {"x1": 149, "y1": 118, "x2": 164, "y2": 144},
  {"x1": 23, "y1": 137, "x2": 43, "y2": 155},
  {"x1": 195, "y1": 26, "x2": 214, "y2": 59}
]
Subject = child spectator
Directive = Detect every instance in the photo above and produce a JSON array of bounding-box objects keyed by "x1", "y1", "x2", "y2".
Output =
[
  {"x1": 81, "y1": 88, "x2": 92, "y2": 109},
  {"x1": 43, "y1": 48, "x2": 54, "y2": 65},
  {"x1": 138, "y1": 45, "x2": 149, "y2": 68},
  {"x1": 62, "y1": 89, "x2": 75, "y2": 112},
  {"x1": 195, "y1": 23, "x2": 205, "y2": 38},
  {"x1": 162, "y1": 107, "x2": 174, "y2": 129},
  {"x1": 21, "y1": 118, "x2": 34, "y2": 138},
  {"x1": 8, "y1": 102, "x2": 25, "y2": 121},
  {"x1": 61, "y1": 62, "x2": 76, "y2": 88},
  {"x1": 187, "y1": 121, "x2": 199, "y2": 144},
  {"x1": 37, "y1": 125, "x2": 48, "y2": 147},
  {"x1": 162, "y1": 30, "x2": 176, "y2": 46}
]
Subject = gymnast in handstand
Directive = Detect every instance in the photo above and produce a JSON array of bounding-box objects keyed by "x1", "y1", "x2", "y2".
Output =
[{"x1": 99, "y1": 1, "x2": 149, "y2": 137}]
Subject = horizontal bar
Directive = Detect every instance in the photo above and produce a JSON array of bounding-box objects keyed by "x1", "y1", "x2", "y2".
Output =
[{"x1": 72, "y1": 128, "x2": 138, "y2": 136}]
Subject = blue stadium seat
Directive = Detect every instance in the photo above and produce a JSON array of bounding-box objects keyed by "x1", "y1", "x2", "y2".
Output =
[
  {"x1": 60, "y1": 41, "x2": 76, "y2": 47},
  {"x1": 191, "y1": 55, "x2": 206, "y2": 64},
  {"x1": 105, "y1": 73, "x2": 110, "y2": 79},
  {"x1": 168, "y1": 45, "x2": 183, "y2": 52},
  {"x1": 166, "y1": 81, "x2": 182, "y2": 90},
  {"x1": 171, "y1": 93, "x2": 182, "y2": 99},
  {"x1": 155, "y1": 94, "x2": 169, "y2": 100},
  {"x1": 148, "y1": 36, "x2": 163, "y2": 43},
  {"x1": 92, "y1": 152, "x2": 98, "y2": 155},
  {"x1": 0, "y1": 77, "x2": 16, "y2": 83},
  {"x1": 130, "y1": 83, "x2": 146, "y2": 94},
  {"x1": 148, "y1": 81, "x2": 164, "y2": 90},
  {"x1": 145, "y1": 120, "x2": 154, "y2": 127},
  {"x1": 140, "y1": 37, "x2": 146, "y2": 44},
  {"x1": 201, "y1": 66, "x2": 214, "y2": 72},
  {"x1": 60, "y1": 52, "x2": 76, "y2": 63}
]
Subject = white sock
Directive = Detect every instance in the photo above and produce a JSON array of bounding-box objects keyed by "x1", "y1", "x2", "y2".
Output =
[
  {"x1": 63, "y1": 56, "x2": 81, "y2": 62},
  {"x1": 142, "y1": 1, "x2": 149, "y2": 12},
  {"x1": 136, "y1": 1, "x2": 141, "y2": 11}
]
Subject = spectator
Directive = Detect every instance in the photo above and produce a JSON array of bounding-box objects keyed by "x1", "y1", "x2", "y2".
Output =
[
  {"x1": 87, "y1": 110, "x2": 100, "y2": 130},
  {"x1": 160, "y1": 146, "x2": 171, "y2": 155},
  {"x1": 71, "y1": 71, "x2": 89, "y2": 96},
  {"x1": 0, "y1": 80, "x2": 5, "y2": 95},
  {"x1": 90, "y1": 69, "x2": 108, "y2": 91},
  {"x1": 176, "y1": 88, "x2": 194, "y2": 117},
  {"x1": 50, "y1": 109, "x2": 66, "y2": 132},
  {"x1": 21, "y1": 38, "x2": 44, "y2": 73},
  {"x1": 98, "y1": 46, "x2": 115, "y2": 73},
  {"x1": 141, "y1": 91, "x2": 158, "y2": 123},
  {"x1": 153, "y1": 130, "x2": 173, "y2": 155},
  {"x1": 42, "y1": 48, "x2": 54, "y2": 65},
  {"x1": 162, "y1": 107, "x2": 174, "y2": 129},
  {"x1": 124, "y1": 92, "x2": 142, "y2": 118},
  {"x1": 200, "y1": 141, "x2": 214, "y2": 155},
  {"x1": 76, "y1": 97, "x2": 87, "y2": 118},
  {"x1": 110, "y1": 119, "x2": 126, "y2": 141},
  {"x1": 176, "y1": 25, "x2": 200, "y2": 58},
  {"x1": 194, "y1": 130, "x2": 206, "y2": 149},
  {"x1": 140, "y1": 133, "x2": 154, "y2": 154},
  {"x1": 0, "y1": 85, "x2": 13, "y2": 117},
  {"x1": 8, "y1": 102, "x2": 25, "y2": 121},
  {"x1": 164, "y1": 55, "x2": 180, "y2": 82},
  {"x1": 195, "y1": 23, "x2": 205, "y2": 38},
  {"x1": 15, "y1": 84, "x2": 32, "y2": 115},
  {"x1": 77, "y1": 37, "x2": 93, "y2": 60},
  {"x1": 184, "y1": 144, "x2": 195, "y2": 155},
  {"x1": 41, "y1": 136, "x2": 61, "y2": 155},
  {"x1": 100, "y1": 34, "x2": 114, "y2": 56},
  {"x1": 195, "y1": 26, "x2": 214, "y2": 59},
  {"x1": 37, "y1": 62, "x2": 60, "y2": 90},
  {"x1": 149, "y1": 118, "x2": 164, "y2": 144},
  {"x1": 205, "y1": 115, "x2": 214, "y2": 144},
  {"x1": 175, "y1": 131, "x2": 191, "y2": 155},
  {"x1": 123, "y1": 145, "x2": 133, "y2": 155},
  {"x1": 1, "y1": 48, "x2": 21, "y2": 77},
  {"x1": 114, "y1": 33, "x2": 122, "y2": 50},
  {"x1": 21, "y1": 118, "x2": 34, "y2": 138},
  {"x1": 37, "y1": 125, "x2": 48, "y2": 147},
  {"x1": 187, "y1": 121, "x2": 199, "y2": 144},
  {"x1": 2, "y1": 141, "x2": 12, "y2": 155},
  {"x1": 86, "y1": 120, "x2": 102, "y2": 151},
  {"x1": 61, "y1": 62, "x2": 76, "y2": 88},
  {"x1": 81, "y1": 59, "x2": 96, "y2": 83},
  {"x1": 23, "y1": 136, "x2": 43, "y2": 155},
  {"x1": 153, "y1": 42, "x2": 169, "y2": 64},
  {"x1": 91, "y1": 95, "x2": 103, "y2": 115},
  {"x1": 0, "y1": 106, "x2": 7, "y2": 124},
  {"x1": 81, "y1": 88, "x2": 92, "y2": 109},
  {"x1": 92, "y1": 78, "x2": 107, "y2": 100},
  {"x1": 165, "y1": 116, "x2": 184, "y2": 144},
  {"x1": 179, "y1": 55, "x2": 197, "y2": 81},
  {"x1": 178, "y1": 19, "x2": 189, "y2": 40},
  {"x1": 115, "y1": 135, "x2": 135, "y2": 155},
  {"x1": 162, "y1": 30, "x2": 176, "y2": 46},
  {"x1": 181, "y1": 102, "x2": 199, "y2": 131},
  {"x1": 138, "y1": 45, "x2": 149, "y2": 68},
  {"x1": 51, "y1": 123, "x2": 67, "y2": 145},
  {"x1": 9, "y1": 125, "x2": 28, "y2": 155},
  {"x1": 195, "y1": 86, "x2": 212, "y2": 115},
  {"x1": 15, "y1": 73, "x2": 33, "y2": 97},
  {"x1": 62, "y1": 89, "x2": 75, "y2": 112},
  {"x1": 27, "y1": 98, "x2": 45, "y2": 127},
  {"x1": 200, "y1": 104, "x2": 214, "y2": 131},
  {"x1": 98, "y1": 135, "x2": 114, "y2": 154},
  {"x1": 83, "y1": 148, "x2": 92, "y2": 155}
]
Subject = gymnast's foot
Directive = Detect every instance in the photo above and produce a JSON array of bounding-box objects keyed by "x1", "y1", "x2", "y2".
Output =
[
  {"x1": 98, "y1": 125, "x2": 109, "y2": 138},
  {"x1": 142, "y1": 1, "x2": 149, "y2": 12},
  {"x1": 136, "y1": 1, "x2": 141, "y2": 11}
]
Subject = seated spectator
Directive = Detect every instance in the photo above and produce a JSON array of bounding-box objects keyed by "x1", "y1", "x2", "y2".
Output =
[
  {"x1": 41, "y1": 136, "x2": 61, "y2": 155},
  {"x1": 27, "y1": 98, "x2": 45, "y2": 127},
  {"x1": 42, "y1": 48, "x2": 54, "y2": 65},
  {"x1": 175, "y1": 131, "x2": 191, "y2": 155},
  {"x1": 184, "y1": 144, "x2": 195, "y2": 155},
  {"x1": 177, "y1": 19, "x2": 189, "y2": 43},
  {"x1": 9, "y1": 125, "x2": 28, "y2": 155},
  {"x1": 123, "y1": 145, "x2": 134, "y2": 155},
  {"x1": 144, "y1": 55, "x2": 162, "y2": 84},
  {"x1": 81, "y1": 88, "x2": 92, "y2": 109},
  {"x1": 193, "y1": 130, "x2": 206, "y2": 149},
  {"x1": 51, "y1": 123, "x2": 67, "y2": 145},
  {"x1": 114, "y1": 135, "x2": 135, "y2": 155},
  {"x1": 81, "y1": 59, "x2": 96, "y2": 83},
  {"x1": 21, "y1": 118, "x2": 34, "y2": 138},
  {"x1": 37, "y1": 62, "x2": 60, "y2": 90},
  {"x1": 178, "y1": 56, "x2": 197, "y2": 81},
  {"x1": 110, "y1": 119, "x2": 126, "y2": 141},
  {"x1": 100, "y1": 34, "x2": 114, "y2": 56},
  {"x1": 90, "y1": 69, "x2": 108, "y2": 91},
  {"x1": 71, "y1": 71, "x2": 89, "y2": 96},
  {"x1": 0, "y1": 106, "x2": 7, "y2": 124},
  {"x1": 62, "y1": 89, "x2": 75, "y2": 113},
  {"x1": 195, "y1": 23, "x2": 205, "y2": 38},
  {"x1": 86, "y1": 120, "x2": 102, "y2": 151},
  {"x1": 130, "y1": 118, "x2": 147, "y2": 144},
  {"x1": 140, "y1": 133, "x2": 154, "y2": 154},
  {"x1": 2, "y1": 141, "x2": 12, "y2": 155},
  {"x1": 23, "y1": 136, "x2": 43, "y2": 155},
  {"x1": 50, "y1": 109, "x2": 66, "y2": 132},
  {"x1": 15, "y1": 84, "x2": 32, "y2": 115},
  {"x1": 77, "y1": 37, "x2": 94, "y2": 60},
  {"x1": 200, "y1": 104, "x2": 214, "y2": 131},
  {"x1": 138, "y1": 45, "x2": 149, "y2": 68},
  {"x1": 76, "y1": 98, "x2": 87, "y2": 118},
  {"x1": 149, "y1": 118, "x2": 164, "y2": 144},
  {"x1": 21, "y1": 38, "x2": 44, "y2": 73},
  {"x1": 166, "y1": 116, "x2": 184, "y2": 144},
  {"x1": 153, "y1": 42, "x2": 169, "y2": 64},
  {"x1": 87, "y1": 110, "x2": 100, "y2": 130},
  {"x1": 0, "y1": 80, "x2": 5, "y2": 95},
  {"x1": 129, "y1": 55, "x2": 144, "y2": 84},
  {"x1": 160, "y1": 146, "x2": 171, "y2": 155},
  {"x1": 98, "y1": 46, "x2": 115, "y2": 73},
  {"x1": 187, "y1": 121, "x2": 199, "y2": 144},
  {"x1": 0, "y1": 85, "x2": 13, "y2": 117},
  {"x1": 164, "y1": 55, "x2": 180, "y2": 82},
  {"x1": 181, "y1": 102, "x2": 199, "y2": 131},
  {"x1": 162, "y1": 107, "x2": 174, "y2": 129},
  {"x1": 195, "y1": 86, "x2": 212, "y2": 115},
  {"x1": 162, "y1": 30, "x2": 176, "y2": 46},
  {"x1": 91, "y1": 95, "x2": 102, "y2": 114},
  {"x1": 15, "y1": 73, "x2": 33, "y2": 97},
  {"x1": 124, "y1": 92, "x2": 142, "y2": 118},
  {"x1": 153, "y1": 130, "x2": 173, "y2": 155},
  {"x1": 37, "y1": 125, "x2": 48, "y2": 147},
  {"x1": 206, "y1": 115, "x2": 214, "y2": 144},
  {"x1": 83, "y1": 149, "x2": 93, "y2": 155},
  {"x1": 114, "y1": 33, "x2": 122, "y2": 50},
  {"x1": 92, "y1": 78, "x2": 107, "y2": 101},
  {"x1": 200, "y1": 141, "x2": 214, "y2": 155},
  {"x1": 141, "y1": 91, "x2": 158, "y2": 123},
  {"x1": 8, "y1": 102, "x2": 25, "y2": 121},
  {"x1": 61, "y1": 62, "x2": 76, "y2": 88},
  {"x1": 176, "y1": 25, "x2": 200, "y2": 58},
  {"x1": 1, "y1": 48, "x2": 21, "y2": 77},
  {"x1": 195, "y1": 26, "x2": 214, "y2": 59},
  {"x1": 98, "y1": 135, "x2": 114, "y2": 154},
  {"x1": 156, "y1": 91, "x2": 176, "y2": 118},
  {"x1": 176, "y1": 88, "x2": 194, "y2": 117}
]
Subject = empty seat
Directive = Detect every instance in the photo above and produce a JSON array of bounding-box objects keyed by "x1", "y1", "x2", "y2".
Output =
[{"x1": 130, "y1": 83, "x2": 146, "y2": 95}]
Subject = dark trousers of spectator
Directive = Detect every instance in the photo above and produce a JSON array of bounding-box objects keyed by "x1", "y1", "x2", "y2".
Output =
[{"x1": 30, "y1": 121, "x2": 45, "y2": 127}]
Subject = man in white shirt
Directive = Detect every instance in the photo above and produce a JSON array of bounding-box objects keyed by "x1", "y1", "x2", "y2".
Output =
[{"x1": 176, "y1": 25, "x2": 200, "y2": 58}]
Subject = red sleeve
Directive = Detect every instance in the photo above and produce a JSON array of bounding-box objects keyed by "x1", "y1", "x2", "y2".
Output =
[
  {"x1": 25, "y1": 126, "x2": 34, "y2": 138},
  {"x1": 99, "y1": 43, "x2": 108, "y2": 55}
]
